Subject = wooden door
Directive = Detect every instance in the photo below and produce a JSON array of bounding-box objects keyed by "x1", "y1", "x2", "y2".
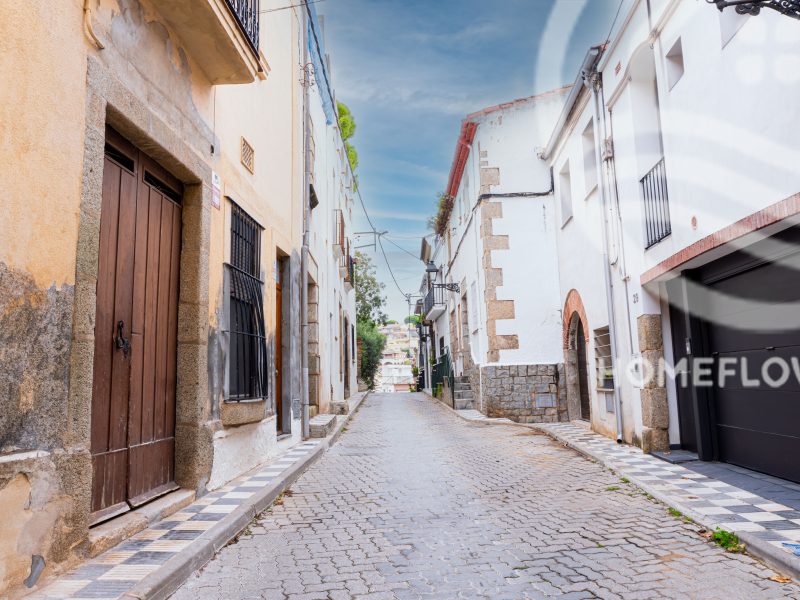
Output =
[
  {"x1": 577, "y1": 321, "x2": 591, "y2": 421},
  {"x1": 91, "y1": 130, "x2": 182, "y2": 522},
  {"x1": 275, "y1": 279, "x2": 283, "y2": 433}
]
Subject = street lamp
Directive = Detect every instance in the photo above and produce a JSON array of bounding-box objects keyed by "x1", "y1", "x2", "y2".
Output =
[
  {"x1": 707, "y1": 0, "x2": 800, "y2": 19},
  {"x1": 425, "y1": 260, "x2": 438, "y2": 274}
]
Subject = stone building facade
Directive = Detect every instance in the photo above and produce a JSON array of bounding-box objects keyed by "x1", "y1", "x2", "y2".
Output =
[{"x1": 0, "y1": 1, "x2": 355, "y2": 596}]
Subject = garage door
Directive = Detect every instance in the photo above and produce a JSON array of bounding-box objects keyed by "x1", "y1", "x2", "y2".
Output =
[{"x1": 697, "y1": 226, "x2": 800, "y2": 483}]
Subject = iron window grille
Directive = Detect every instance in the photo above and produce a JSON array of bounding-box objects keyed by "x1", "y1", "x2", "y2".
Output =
[
  {"x1": 594, "y1": 326, "x2": 614, "y2": 391},
  {"x1": 226, "y1": 203, "x2": 269, "y2": 402},
  {"x1": 641, "y1": 157, "x2": 672, "y2": 248}
]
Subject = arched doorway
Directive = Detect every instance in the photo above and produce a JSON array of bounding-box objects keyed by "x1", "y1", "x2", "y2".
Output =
[
  {"x1": 563, "y1": 289, "x2": 591, "y2": 422},
  {"x1": 573, "y1": 318, "x2": 591, "y2": 421}
]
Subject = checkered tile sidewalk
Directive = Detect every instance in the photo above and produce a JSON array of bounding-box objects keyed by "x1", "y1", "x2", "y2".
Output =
[
  {"x1": 28, "y1": 440, "x2": 321, "y2": 600},
  {"x1": 537, "y1": 422, "x2": 800, "y2": 561}
]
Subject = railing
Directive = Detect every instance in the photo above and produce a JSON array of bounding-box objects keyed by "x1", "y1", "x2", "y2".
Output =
[
  {"x1": 430, "y1": 349, "x2": 453, "y2": 405},
  {"x1": 343, "y1": 252, "x2": 354, "y2": 286},
  {"x1": 641, "y1": 157, "x2": 671, "y2": 248},
  {"x1": 333, "y1": 209, "x2": 345, "y2": 257},
  {"x1": 423, "y1": 285, "x2": 446, "y2": 317},
  {"x1": 225, "y1": 0, "x2": 260, "y2": 53}
]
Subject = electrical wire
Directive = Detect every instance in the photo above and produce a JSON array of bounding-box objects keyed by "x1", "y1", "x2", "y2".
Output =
[
  {"x1": 305, "y1": 0, "x2": 413, "y2": 301},
  {"x1": 605, "y1": 0, "x2": 626, "y2": 43},
  {"x1": 261, "y1": 0, "x2": 325, "y2": 13},
  {"x1": 378, "y1": 237, "x2": 409, "y2": 297},
  {"x1": 383, "y1": 237, "x2": 419, "y2": 260}
]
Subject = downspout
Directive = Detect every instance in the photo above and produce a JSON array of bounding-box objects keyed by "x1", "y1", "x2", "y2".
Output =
[
  {"x1": 586, "y1": 70, "x2": 624, "y2": 443},
  {"x1": 300, "y1": 12, "x2": 311, "y2": 440},
  {"x1": 83, "y1": 0, "x2": 105, "y2": 49}
]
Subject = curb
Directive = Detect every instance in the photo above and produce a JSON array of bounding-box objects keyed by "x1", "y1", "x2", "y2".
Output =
[
  {"x1": 425, "y1": 392, "x2": 800, "y2": 583},
  {"x1": 121, "y1": 391, "x2": 370, "y2": 600}
]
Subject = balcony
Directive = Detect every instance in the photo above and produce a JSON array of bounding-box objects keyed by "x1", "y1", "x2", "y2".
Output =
[
  {"x1": 339, "y1": 238, "x2": 351, "y2": 279},
  {"x1": 641, "y1": 157, "x2": 671, "y2": 248},
  {"x1": 423, "y1": 286, "x2": 446, "y2": 321},
  {"x1": 343, "y1": 254, "x2": 355, "y2": 291},
  {"x1": 154, "y1": 0, "x2": 263, "y2": 84},
  {"x1": 333, "y1": 209, "x2": 345, "y2": 259}
]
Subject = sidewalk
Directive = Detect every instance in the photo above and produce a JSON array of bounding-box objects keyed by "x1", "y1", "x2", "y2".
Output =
[
  {"x1": 25, "y1": 392, "x2": 368, "y2": 600},
  {"x1": 446, "y1": 401, "x2": 800, "y2": 582}
]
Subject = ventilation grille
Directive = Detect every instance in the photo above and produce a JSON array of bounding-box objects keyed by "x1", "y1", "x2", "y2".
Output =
[{"x1": 240, "y1": 137, "x2": 255, "y2": 173}]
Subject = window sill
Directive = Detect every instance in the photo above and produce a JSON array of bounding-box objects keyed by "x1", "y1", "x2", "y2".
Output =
[
  {"x1": 584, "y1": 182, "x2": 598, "y2": 200},
  {"x1": 220, "y1": 398, "x2": 268, "y2": 427}
]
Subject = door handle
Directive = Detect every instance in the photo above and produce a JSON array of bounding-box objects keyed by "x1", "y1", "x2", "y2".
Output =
[{"x1": 115, "y1": 320, "x2": 131, "y2": 357}]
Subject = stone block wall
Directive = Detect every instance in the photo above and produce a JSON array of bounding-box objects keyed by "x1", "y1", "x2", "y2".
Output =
[
  {"x1": 638, "y1": 314, "x2": 669, "y2": 453},
  {"x1": 480, "y1": 364, "x2": 569, "y2": 423}
]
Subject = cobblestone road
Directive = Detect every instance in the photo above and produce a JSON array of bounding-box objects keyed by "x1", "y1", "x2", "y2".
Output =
[{"x1": 172, "y1": 393, "x2": 799, "y2": 599}]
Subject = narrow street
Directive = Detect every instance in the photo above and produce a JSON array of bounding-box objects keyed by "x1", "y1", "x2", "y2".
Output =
[{"x1": 172, "y1": 393, "x2": 798, "y2": 600}]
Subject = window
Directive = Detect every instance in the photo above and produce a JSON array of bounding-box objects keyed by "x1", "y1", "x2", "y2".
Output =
[
  {"x1": 665, "y1": 38, "x2": 684, "y2": 90},
  {"x1": 559, "y1": 161, "x2": 573, "y2": 226},
  {"x1": 582, "y1": 120, "x2": 597, "y2": 194},
  {"x1": 469, "y1": 282, "x2": 478, "y2": 331},
  {"x1": 226, "y1": 203, "x2": 268, "y2": 401},
  {"x1": 594, "y1": 327, "x2": 614, "y2": 391}
]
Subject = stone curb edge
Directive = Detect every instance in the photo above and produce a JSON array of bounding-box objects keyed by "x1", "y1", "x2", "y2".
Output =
[
  {"x1": 425, "y1": 392, "x2": 800, "y2": 583},
  {"x1": 121, "y1": 391, "x2": 370, "y2": 600}
]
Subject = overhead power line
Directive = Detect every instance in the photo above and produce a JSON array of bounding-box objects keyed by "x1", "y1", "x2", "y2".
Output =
[{"x1": 305, "y1": 0, "x2": 411, "y2": 300}]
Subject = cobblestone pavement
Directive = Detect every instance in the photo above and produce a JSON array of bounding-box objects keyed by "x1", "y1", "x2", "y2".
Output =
[{"x1": 171, "y1": 393, "x2": 800, "y2": 599}]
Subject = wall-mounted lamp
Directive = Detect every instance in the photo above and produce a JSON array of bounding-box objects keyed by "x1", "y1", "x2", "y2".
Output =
[{"x1": 425, "y1": 260, "x2": 438, "y2": 274}]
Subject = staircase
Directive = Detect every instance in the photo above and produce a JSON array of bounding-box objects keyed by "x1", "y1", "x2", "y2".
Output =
[{"x1": 453, "y1": 376, "x2": 476, "y2": 410}]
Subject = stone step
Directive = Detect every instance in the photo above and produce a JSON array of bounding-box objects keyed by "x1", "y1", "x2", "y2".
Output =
[
  {"x1": 330, "y1": 401, "x2": 348, "y2": 415},
  {"x1": 454, "y1": 390, "x2": 473, "y2": 400},
  {"x1": 454, "y1": 383, "x2": 471, "y2": 392},
  {"x1": 454, "y1": 398, "x2": 476, "y2": 410},
  {"x1": 309, "y1": 414, "x2": 337, "y2": 438}
]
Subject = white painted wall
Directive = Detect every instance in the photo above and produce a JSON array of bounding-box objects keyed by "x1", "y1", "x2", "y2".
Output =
[
  {"x1": 307, "y1": 52, "x2": 358, "y2": 413},
  {"x1": 445, "y1": 90, "x2": 567, "y2": 370}
]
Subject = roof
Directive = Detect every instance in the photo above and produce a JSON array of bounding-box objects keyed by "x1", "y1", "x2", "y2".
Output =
[{"x1": 442, "y1": 85, "x2": 573, "y2": 209}]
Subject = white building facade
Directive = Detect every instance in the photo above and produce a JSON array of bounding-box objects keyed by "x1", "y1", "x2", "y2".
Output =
[{"x1": 421, "y1": 0, "x2": 800, "y2": 483}]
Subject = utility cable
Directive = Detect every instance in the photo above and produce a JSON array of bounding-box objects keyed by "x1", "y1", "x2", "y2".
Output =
[
  {"x1": 305, "y1": 1, "x2": 413, "y2": 302},
  {"x1": 383, "y1": 237, "x2": 419, "y2": 260}
]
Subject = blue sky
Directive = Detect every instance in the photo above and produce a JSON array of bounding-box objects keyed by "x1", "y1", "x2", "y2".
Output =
[{"x1": 321, "y1": 0, "x2": 621, "y2": 320}]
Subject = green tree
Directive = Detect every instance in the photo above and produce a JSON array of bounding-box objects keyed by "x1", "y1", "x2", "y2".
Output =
[
  {"x1": 337, "y1": 101, "x2": 359, "y2": 188},
  {"x1": 357, "y1": 320, "x2": 386, "y2": 390},
  {"x1": 354, "y1": 251, "x2": 387, "y2": 326},
  {"x1": 404, "y1": 315, "x2": 421, "y2": 326},
  {"x1": 354, "y1": 252, "x2": 387, "y2": 390}
]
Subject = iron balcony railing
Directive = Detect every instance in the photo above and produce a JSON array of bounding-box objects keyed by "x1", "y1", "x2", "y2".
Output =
[
  {"x1": 641, "y1": 157, "x2": 671, "y2": 248},
  {"x1": 225, "y1": 0, "x2": 260, "y2": 53},
  {"x1": 423, "y1": 285, "x2": 446, "y2": 318}
]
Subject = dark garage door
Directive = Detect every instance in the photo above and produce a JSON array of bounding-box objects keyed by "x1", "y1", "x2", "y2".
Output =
[{"x1": 697, "y1": 227, "x2": 800, "y2": 483}]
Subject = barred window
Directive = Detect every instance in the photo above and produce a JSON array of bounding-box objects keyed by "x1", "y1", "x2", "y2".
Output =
[
  {"x1": 226, "y1": 203, "x2": 268, "y2": 401},
  {"x1": 594, "y1": 326, "x2": 614, "y2": 391}
]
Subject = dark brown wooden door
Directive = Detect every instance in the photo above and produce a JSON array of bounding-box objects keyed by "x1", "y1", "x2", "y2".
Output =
[
  {"x1": 91, "y1": 131, "x2": 182, "y2": 522},
  {"x1": 577, "y1": 321, "x2": 591, "y2": 421},
  {"x1": 275, "y1": 280, "x2": 283, "y2": 433}
]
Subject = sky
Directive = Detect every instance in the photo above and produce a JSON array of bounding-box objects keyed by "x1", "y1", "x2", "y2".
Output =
[{"x1": 320, "y1": 0, "x2": 623, "y2": 321}]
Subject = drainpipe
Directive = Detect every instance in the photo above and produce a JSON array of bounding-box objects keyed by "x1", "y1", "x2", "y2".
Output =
[
  {"x1": 586, "y1": 70, "x2": 624, "y2": 443},
  {"x1": 83, "y1": 0, "x2": 104, "y2": 49},
  {"x1": 300, "y1": 12, "x2": 311, "y2": 440}
]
